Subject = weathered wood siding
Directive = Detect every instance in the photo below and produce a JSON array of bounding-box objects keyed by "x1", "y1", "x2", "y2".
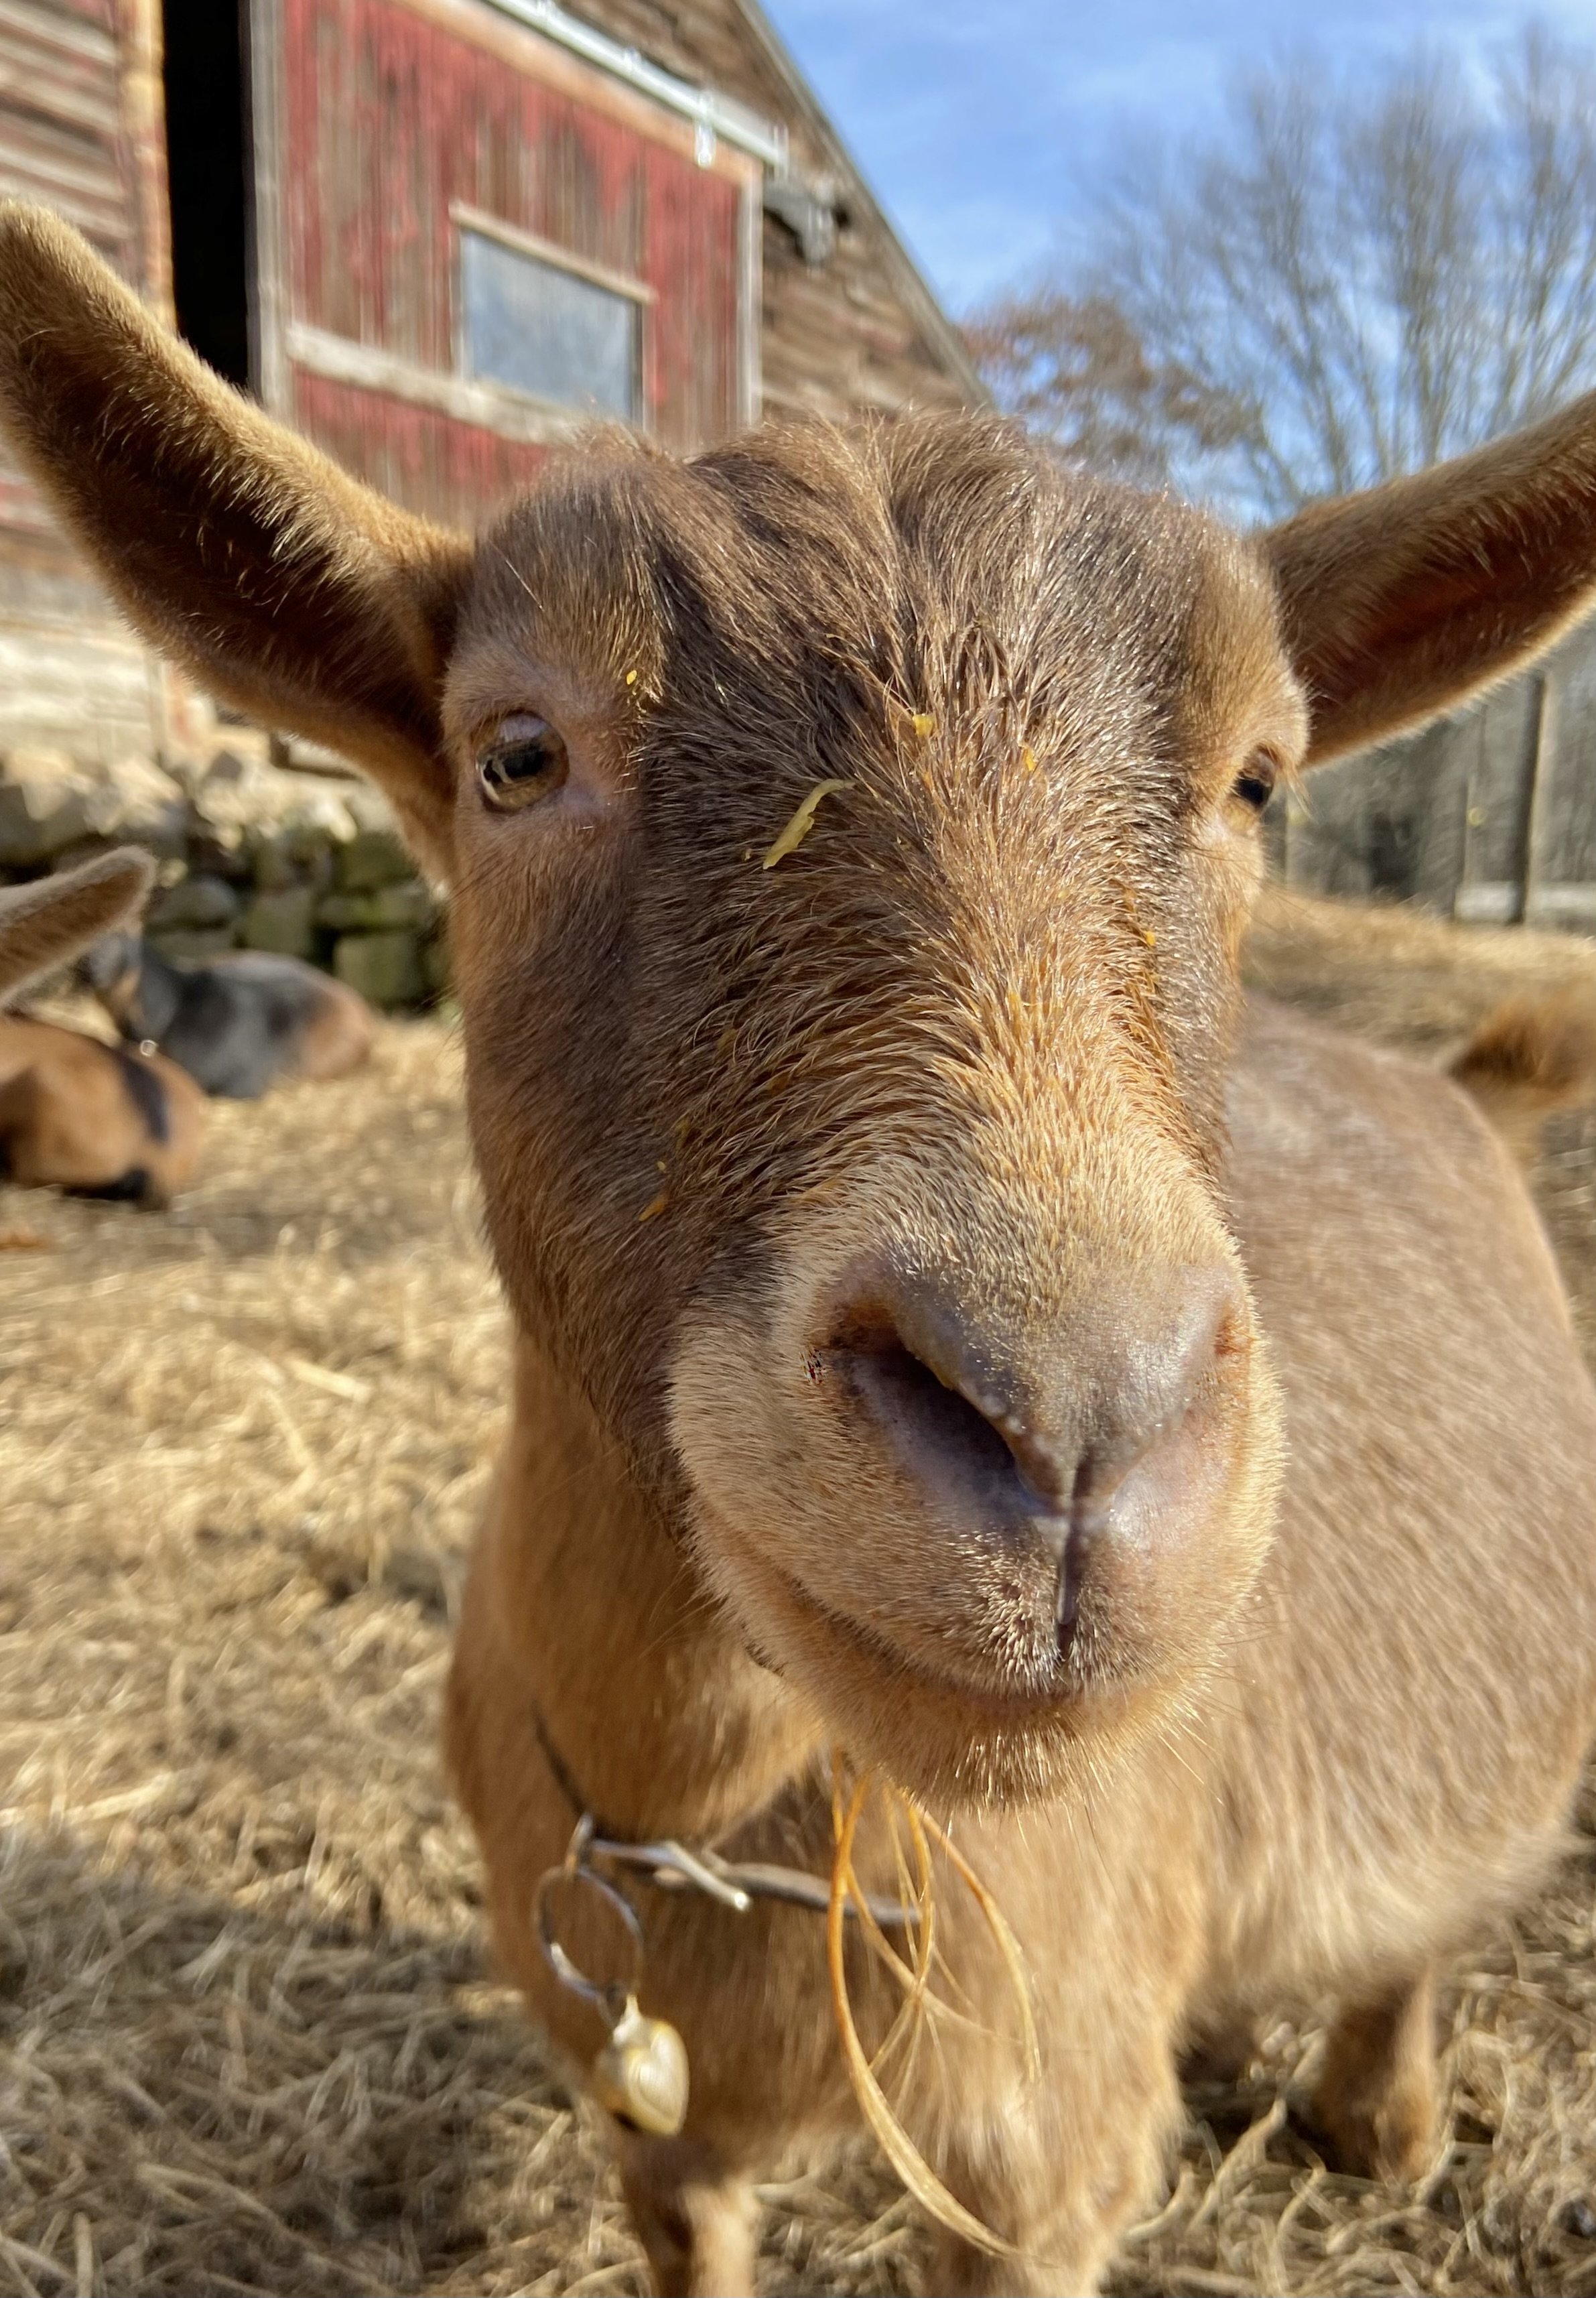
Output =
[
  {"x1": 0, "y1": 0, "x2": 165, "y2": 548},
  {"x1": 1274, "y1": 611, "x2": 1596, "y2": 934},
  {"x1": 0, "y1": 0, "x2": 142, "y2": 263},
  {"x1": 0, "y1": 0, "x2": 170, "y2": 757},
  {"x1": 273, "y1": 0, "x2": 985, "y2": 443},
  {"x1": 261, "y1": 0, "x2": 752, "y2": 527},
  {"x1": 577, "y1": 0, "x2": 983, "y2": 422}
]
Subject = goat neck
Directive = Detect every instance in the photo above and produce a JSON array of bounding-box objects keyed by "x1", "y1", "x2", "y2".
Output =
[{"x1": 473, "y1": 1329, "x2": 820, "y2": 1845}]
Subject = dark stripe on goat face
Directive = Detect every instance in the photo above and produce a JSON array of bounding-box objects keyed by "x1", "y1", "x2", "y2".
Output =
[{"x1": 112, "y1": 1045, "x2": 170, "y2": 1143}]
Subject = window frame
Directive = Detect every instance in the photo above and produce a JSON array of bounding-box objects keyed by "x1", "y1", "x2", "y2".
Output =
[{"x1": 450, "y1": 201, "x2": 655, "y2": 431}]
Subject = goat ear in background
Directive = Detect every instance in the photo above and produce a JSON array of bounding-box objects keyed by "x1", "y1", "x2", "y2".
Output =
[
  {"x1": 0, "y1": 846, "x2": 153, "y2": 1004},
  {"x1": 0, "y1": 204, "x2": 472, "y2": 873},
  {"x1": 1262, "y1": 391, "x2": 1596, "y2": 767}
]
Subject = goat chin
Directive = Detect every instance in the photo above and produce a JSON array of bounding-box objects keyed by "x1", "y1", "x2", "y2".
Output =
[{"x1": 682, "y1": 1504, "x2": 1168, "y2": 1809}]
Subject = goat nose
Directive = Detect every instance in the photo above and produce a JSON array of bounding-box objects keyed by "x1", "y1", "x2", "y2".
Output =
[{"x1": 818, "y1": 1267, "x2": 1246, "y2": 1648}]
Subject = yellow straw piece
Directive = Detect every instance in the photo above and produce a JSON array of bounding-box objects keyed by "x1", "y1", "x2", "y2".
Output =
[
  {"x1": 913, "y1": 1807, "x2": 1041, "y2": 2088},
  {"x1": 638, "y1": 1191, "x2": 669, "y2": 1222},
  {"x1": 624, "y1": 669, "x2": 639, "y2": 686},
  {"x1": 827, "y1": 1769, "x2": 1021, "y2": 2260},
  {"x1": 1021, "y1": 745, "x2": 1039, "y2": 773},
  {"x1": 762, "y1": 779, "x2": 852, "y2": 868},
  {"x1": 911, "y1": 712, "x2": 936, "y2": 739}
]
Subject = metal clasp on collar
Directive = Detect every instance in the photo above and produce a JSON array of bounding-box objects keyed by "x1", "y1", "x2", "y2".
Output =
[{"x1": 535, "y1": 1815, "x2": 691, "y2": 2139}]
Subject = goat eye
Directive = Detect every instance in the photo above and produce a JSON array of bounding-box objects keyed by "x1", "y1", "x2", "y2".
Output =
[
  {"x1": 477, "y1": 716, "x2": 569, "y2": 811},
  {"x1": 1231, "y1": 753, "x2": 1278, "y2": 814}
]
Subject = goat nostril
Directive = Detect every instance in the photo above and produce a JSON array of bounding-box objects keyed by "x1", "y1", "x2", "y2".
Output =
[
  {"x1": 817, "y1": 1265, "x2": 1245, "y2": 1663},
  {"x1": 823, "y1": 1292, "x2": 1077, "y2": 1519},
  {"x1": 820, "y1": 1288, "x2": 1030, "y2": 1488},
  {"x1": 838, "y1": 1332, "x2": 1022, "y2": 1496}
]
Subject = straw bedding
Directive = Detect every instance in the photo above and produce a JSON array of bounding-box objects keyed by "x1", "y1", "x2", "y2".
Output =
[{"x1": 5, "y1": 917, "x2": 1596, "y2": 2298}]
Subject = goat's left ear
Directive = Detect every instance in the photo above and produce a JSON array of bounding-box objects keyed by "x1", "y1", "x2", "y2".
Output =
[
  {"x1": 1262, "y1": 391, "x2": 1596, "y2": 766},
  {"x1": 0, "y1": 204, "x2": 473, "y2": 873}
]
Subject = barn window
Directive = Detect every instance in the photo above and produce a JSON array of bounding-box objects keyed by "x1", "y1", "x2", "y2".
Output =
[{"x1": 458, "y1": 226, "x2": 642, "y2": 422}]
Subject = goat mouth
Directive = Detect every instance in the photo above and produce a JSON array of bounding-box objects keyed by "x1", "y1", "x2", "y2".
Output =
[
  {"x1": 685, "y1": 1489, "x2": 1189, "y2": 1804},
  {"x1": 708, "y1": 1518, "x2": 1098, "y2": 1730},
  {"x1": 722, "y1": 1539, "x2": 1172, "y2": 1807}
]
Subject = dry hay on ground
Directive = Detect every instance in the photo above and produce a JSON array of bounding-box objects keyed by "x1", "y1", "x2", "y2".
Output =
[
  {"x1": 3, "y1": 921, "x2": 1596, "y2": 2296},
  {"x1": 0, "y1": 1019, "x2": 909, "y2": 2298}
]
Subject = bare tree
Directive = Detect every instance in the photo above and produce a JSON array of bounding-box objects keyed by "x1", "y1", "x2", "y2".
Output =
[
  {"x1": 961, "y1": 292, "x2": 1249, "y2": 491},
  {"x1": 968, "y1": 27, "x2": 1596, "y2": 518}
]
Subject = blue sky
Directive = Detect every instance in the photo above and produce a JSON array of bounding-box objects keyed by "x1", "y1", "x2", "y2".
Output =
[{"x1": 762, "y1": 0, "x2": 1596, "y2": 314}]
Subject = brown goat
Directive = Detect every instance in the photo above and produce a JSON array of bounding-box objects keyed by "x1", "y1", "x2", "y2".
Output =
[
  {"x1": 0, "y1": 1014, "x2": 204, "y2": 1206},
  {"x1": 4, "y1": 203, "x2": 1596, "y2": 2295},
  {"x1": 1247, "y1": 881, "x2": 1596, "y2": 1166},
  {"x1": 0, "y1": 846, "x2": 204, "y2": 1208}
]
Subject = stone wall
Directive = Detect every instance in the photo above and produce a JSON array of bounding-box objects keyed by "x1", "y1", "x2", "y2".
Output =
[{"x1": 0, "y1": 736, "x2": 446, "y2": 1008}]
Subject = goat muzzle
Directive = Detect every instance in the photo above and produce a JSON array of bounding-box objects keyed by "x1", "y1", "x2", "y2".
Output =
[{"x1": 816, "y1": 1261, "x2": 1250, "y2": 1659}]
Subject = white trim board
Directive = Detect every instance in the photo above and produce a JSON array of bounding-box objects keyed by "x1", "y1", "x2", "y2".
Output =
[
  {"x1": 284, "y1": 321, "x2": 591, "y2": 444},
  {"x1": 480, "y1": 0, "x2": 786, "y2": 168}
]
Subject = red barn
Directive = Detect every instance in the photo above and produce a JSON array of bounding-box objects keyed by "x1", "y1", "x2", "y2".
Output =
[{"x1": 0, "y1": 0, "x2": 981, "y2": 759}]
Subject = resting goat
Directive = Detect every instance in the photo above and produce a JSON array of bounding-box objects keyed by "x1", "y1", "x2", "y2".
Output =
[
  {"x1": 0, "y1": 849, "x2": 204, "y2": 1208},
  {"x1": 84, "y1": 934, "x2": 375, "y2": 1099},
  {"x1": 3, "y1": 203, "x2": 1596, "y2": 2295}
]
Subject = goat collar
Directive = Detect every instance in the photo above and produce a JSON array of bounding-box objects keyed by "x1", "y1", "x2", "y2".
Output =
[{"x1": 530, "y1": 1701, "x2": 912, "y2": 1929}]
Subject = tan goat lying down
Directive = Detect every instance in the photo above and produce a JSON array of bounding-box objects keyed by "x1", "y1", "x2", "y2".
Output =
[
  {"x1": 5, "y1": 203, "x2": 1596, "y2": 2296},
  {"x1": 0, "y1": 848, "x2": 204, "y2": 1207}
]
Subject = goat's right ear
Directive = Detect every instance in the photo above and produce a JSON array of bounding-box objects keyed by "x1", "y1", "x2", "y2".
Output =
[{"x1": 0, "y1": 204, "x2": 472, "y2": 871}]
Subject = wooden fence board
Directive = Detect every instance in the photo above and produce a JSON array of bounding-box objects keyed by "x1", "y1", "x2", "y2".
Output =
[{"x1": 1281, "y1": 612, "x2": 1596, "y2": 934}]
